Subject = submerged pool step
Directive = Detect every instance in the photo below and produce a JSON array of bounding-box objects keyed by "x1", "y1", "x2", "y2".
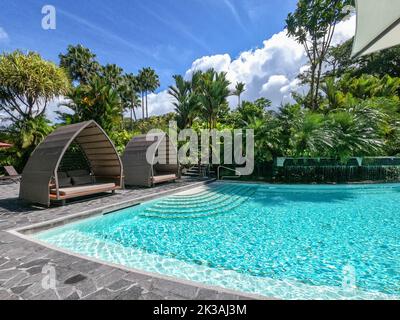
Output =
[
  {"x1": 157, "y1": 185, "x2": 254, "y2": 207},
  {"x1": 148, "y1": 185, "x2": 255, "y2": 211},
  {"x1": 160, "y1": 188, "x2": 233, "y2": 205},
  {"x1": 147, "y1": 193, "x2": 246, "y2": 214},
  {"x1": 166, "y1": 184, "x2": 239, "y2": 201},
  {"x1": 141, "y1": 186, "x2": 257, "y2": 219},
  {"x1": 161, "y1": 184, "x2": 248, "y2": 203},
  {"x1": 142, "y1": 193, "x2": 255, "y2": 219}
]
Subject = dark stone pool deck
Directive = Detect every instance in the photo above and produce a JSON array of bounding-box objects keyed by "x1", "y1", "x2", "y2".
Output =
[{"x1": 0, "y1": 179, "x2": 261, "y2": 300}]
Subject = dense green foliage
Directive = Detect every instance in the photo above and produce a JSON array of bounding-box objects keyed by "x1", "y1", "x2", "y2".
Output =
[
  {"x1": 0, "y1": 51, "x2": 69, "y2": 169},
  {"x1": 0, "y1": 51, "x2": 70, "y2": 122},
  {"x1": 58, "y1": 76, "x2": 122, "y2": 133},
  {"x1": 0, "y1": 116, "x2": 53, "y2": 171},
  {"x1": 327, "y1": 39, "x2": 400, "y2": 79},
  {"x1": 286, "y1": 0, "x2": 354, "y2": 110},
  {"x1": 59, "y1": 44, "x2": 101, "y2": 84}
]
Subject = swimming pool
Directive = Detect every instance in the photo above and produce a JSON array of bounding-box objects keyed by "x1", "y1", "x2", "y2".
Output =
[{"x1": 35, "y1": 182, "x2": 400, "y2": 300}]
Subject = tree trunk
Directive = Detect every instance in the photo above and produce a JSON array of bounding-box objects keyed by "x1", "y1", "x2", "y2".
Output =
[
  {"x1": 145, "y1": 92, "x2": 148, "y2": 119},
  {"x1": 130, "y1": 108, "x2": 133, "y2": 132},
  {"x1": 314, "y1": 59, "x2": 324, "y2": 110},
  {"x1": 306, "y1": 37, "x2": 318, "y2": 111},
  {"x1": 309, "y1": 63, "x2": 317, "y2": 110},
  {"x1": 141, "y1": 91, "x2": 145, "y2": 119},
  {"x1": 131, "y1": 95, "x2": 137, "y2": 123},
  {"x1": 132, "y1": 106, "x2": 137, "y2": 121}
]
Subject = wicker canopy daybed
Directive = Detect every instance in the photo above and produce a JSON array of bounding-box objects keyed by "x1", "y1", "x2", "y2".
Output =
[
  {"x1": 20, "y1": 121, "x2": 123, "y2": 206},
  {"x1": 122, "y1": 132, "x2": 180, "y2": 187}
]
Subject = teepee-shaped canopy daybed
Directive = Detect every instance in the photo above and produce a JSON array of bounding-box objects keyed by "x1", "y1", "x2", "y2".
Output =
[
  {"x1": 20, "y1": 121, "x2": 123, "y2": 206},
  {"x1": 122, "y1": 132, "x2": 180, "y2": 187}
]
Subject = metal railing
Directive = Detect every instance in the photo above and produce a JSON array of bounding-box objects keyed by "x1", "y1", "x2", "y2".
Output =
[{"x1": 217, "y1": 166, "x2": 242, "y2": 180}]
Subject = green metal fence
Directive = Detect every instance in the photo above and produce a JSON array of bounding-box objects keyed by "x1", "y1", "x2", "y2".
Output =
[{"x1": 219, "y1": 157, "x2": 400, "y2": 184}]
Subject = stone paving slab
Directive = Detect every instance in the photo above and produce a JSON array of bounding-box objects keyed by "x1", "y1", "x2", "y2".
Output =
[{"x1": 0, "y1": 179, "x2": 260, "y2": 300}]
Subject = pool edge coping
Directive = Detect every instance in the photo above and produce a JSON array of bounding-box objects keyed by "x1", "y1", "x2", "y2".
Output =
[{"x1": 7, "y1": 179, "x2": 271, "y2": 301}]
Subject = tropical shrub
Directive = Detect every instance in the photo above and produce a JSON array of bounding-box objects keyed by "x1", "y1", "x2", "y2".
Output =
[
  {"x1": 0, "y1": 116, "x2": 53, "y2": 171},
  {"x1": 58, "y1": 76, "x2": 122, "y2": 135},
  {"x1": 0, "y1": 51, "x2": 70, "y2": 122},
  {"x1": 109, "y1": 130, "x2": 134, "y2": 154}
]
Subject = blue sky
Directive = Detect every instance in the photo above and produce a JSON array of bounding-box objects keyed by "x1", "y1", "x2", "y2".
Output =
[{"x1": 0, "y1": 0, "x2": 297, "y2": 91}]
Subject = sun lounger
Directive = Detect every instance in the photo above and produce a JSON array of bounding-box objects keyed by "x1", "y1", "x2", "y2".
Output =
[
  {"x1": 0, "y1": 166, "x2": 21, "y2": 183},
  {"x1": 122, "y1": 133, "x2": 180, "y2": 187},
  {"x1": 50, "y1": 183, "x2": 118, "y2": 205},
  {"x1": 19, "y1": 121, "x2": 124, "y2": 206}
]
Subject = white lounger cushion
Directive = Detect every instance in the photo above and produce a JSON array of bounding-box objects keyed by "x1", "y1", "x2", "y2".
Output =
[
  {"x1": 51, "y1": 183, "x2": 116, "y2": 196},
  {"x1": 152, "y1": 174, "x2": 177, "y2": 184}
]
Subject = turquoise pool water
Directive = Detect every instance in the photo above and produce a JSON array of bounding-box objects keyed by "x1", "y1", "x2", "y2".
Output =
[{"x1": 36, "y1": 183, "x2": 400, "y2": 300}]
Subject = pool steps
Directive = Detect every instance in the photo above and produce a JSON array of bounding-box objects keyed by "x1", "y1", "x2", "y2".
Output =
[
  {"x1": 147, "y1": 186, "x2": 253, "y2": 213},
  {"x1": 155, "y1": 184, "x2": 251, "y2": 206},
  {"x1": 141, "y1": 185, "x2": 257, "y2": 219},
  {"x1": 166, "y1": 183, "x2": 237, "y2": 200},
  {"x1": 149, "y1": 184, "x2": 253, "y2": 209}
]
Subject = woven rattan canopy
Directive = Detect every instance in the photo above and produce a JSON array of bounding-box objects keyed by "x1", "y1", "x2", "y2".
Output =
[
  {"x1": 122, "y1": 132, "x2": 179, "y2": 187},
  {"x1": 20, "y1": 121, "x2": 123, "y2": 206}
]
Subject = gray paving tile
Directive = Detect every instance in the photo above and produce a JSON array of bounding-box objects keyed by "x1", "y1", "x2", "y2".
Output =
[
  {"x1": 83, "y1": 288, "x2": 117, "y2": 300},
  {"x1": 151, "y1": 278, "x2": 199, "y2": 299},
  {"x1": 115, "y1": 286, "x2": 143, "y2": 300},
  {"x1": 10, "y1": 284, "x2": 32, "y2": 295},
  {"x1": 75, "y1": 278, "x2": 97, "y2": 297},
  {"x1": 107, "y1": 279, "x2": 134, "y2": 292},
  {"x1": 32, "y1": 289, "x2": 59, "y2": 300},
  {"x1": 195, "y1": 288, "x2": 219, "y2": 300},
  {"x1": 64, "y1": 274, "x2": 87, "y2": 285},
  {"x1": 65, "y1": 291, "x2": 80, "y2": 300},
  {"x1": 19, "y1": 258, "x2": 51, "y2": 269},
  {"x1": 95, "y1": 269, "x2": 127, "y2": 289}
]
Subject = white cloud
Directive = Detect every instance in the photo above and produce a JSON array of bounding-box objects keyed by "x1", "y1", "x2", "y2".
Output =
[
  {"x1": 0, "y1": 27, "x2": 9, "y2": 42},
  {"x1": 331, "y1": 15, "x2": 357, "y2": 46},
  {"x1": 147, "y1": 90, "x2": 175, "y2": 116},
  {"x1": 41, "y1": 16, "x2": 356, "y2": 120},
  {"x1": 185, "y1": 54, "x2": 232, "y2": 78},
  {"x1": 46, "y1": 96, "x2": 71, "y2": 122},
  {"x1": 149, "y1": 15, "x2": 356, "y2": 116},
  {"x1": 262, "y1": 75, "x2": 289, "y2": 93}
]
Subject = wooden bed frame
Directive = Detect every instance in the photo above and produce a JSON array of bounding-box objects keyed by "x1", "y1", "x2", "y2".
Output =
[
  {"x1": 49, "y1": 174, "x2": 123, "y2": 205},
  {"x1": 49, "y1": 185, "x2": 121, "y2": 205}
]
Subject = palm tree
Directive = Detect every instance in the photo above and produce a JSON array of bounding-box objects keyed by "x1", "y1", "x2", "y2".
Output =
[
  {"x1": 59, "y1": 76, "x2": 122, "y2": 134},
  {"x1": 100, "y1": 64, "x2": 125, "y2": 127},
  {"x1": 197, "y1": 69, "x2": 231, "y2": 129},
  {"x1": 168, "y1": 75, "x2": 200, "y2": 129},
  {"x1": 320, "y1": 77, "x2": 344, "y2": 110},
  {"x1": 327, "y1": 105, "x2": 386, "y2": 160},
  {"x1": 246, "y1": 115, "x2": 283, "y2": 162},
  {"x1": 136, "y1": 73, "x2": 145, "y2": 120},
  {"x1": 138, "y1": 67, "x2": 160, "y2": 119},
  {"x1": 233, "y1": 82, "x2": 246, "y2": 108},
  {"x1": 121, "y1": 74, "x2": 141, "y2": 131},
  {"x1": 130, "y1": 94, "x2": 141, "y2": 123},
  {"x1": 101, "y1": 64, "x2": 123, "y2": 89},
  {"x1": 290, "y1": 111, "x2": 335, "y2": 157},
  {"x1": 59, "y1": 44, "x2": 100, "y2": 84}
]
